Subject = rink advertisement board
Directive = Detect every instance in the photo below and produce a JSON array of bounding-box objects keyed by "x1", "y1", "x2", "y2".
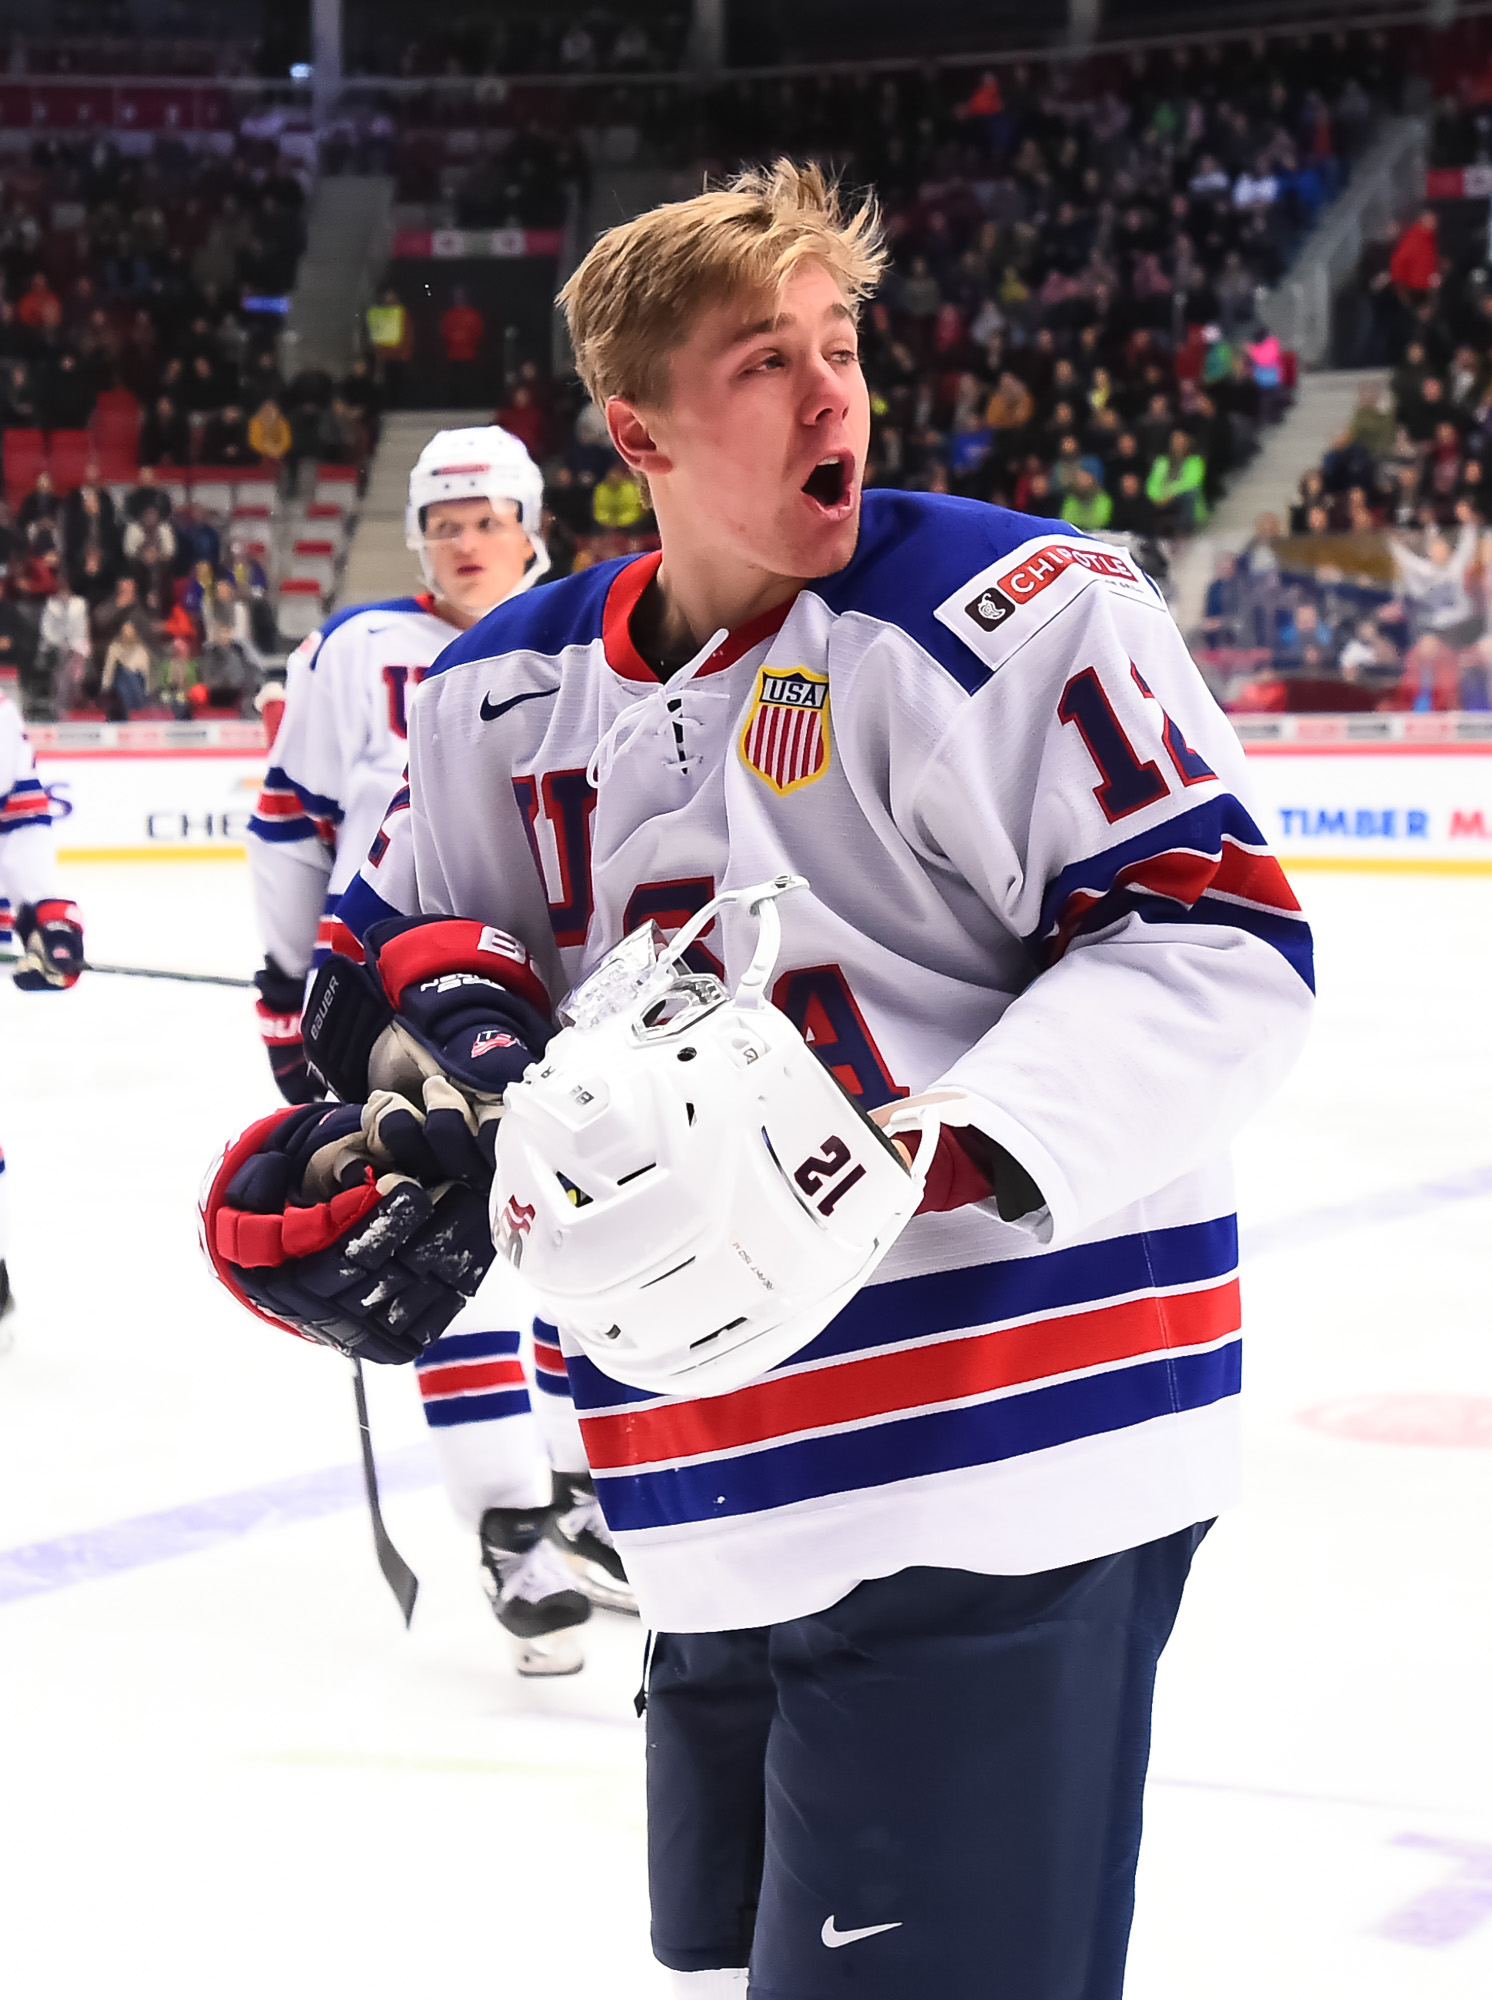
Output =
[
  {"x1": 23, "y1": 716, "x2": 1492, "y2": 872},
  {"x1": 1233, "y1": 716, "x2": 1492, "y2": 872},
  {"x1": 27, "y1": 722, "x2": 266, "y2": 861}
]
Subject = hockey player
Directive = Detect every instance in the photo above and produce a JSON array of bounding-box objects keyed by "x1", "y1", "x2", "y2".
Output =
[
  {"x1": 246, "y1": 427, "x2": 629, "y2": 1673},
  {"x1": 247, "y1": 424, "x2": 551, "y2": 1057},
  {"x1": 0, "y1": 692, "x2": 85, "y2": 1347},
  {"x1": 206, "y1": 164, "x2": 1314, "y2": 1994}
]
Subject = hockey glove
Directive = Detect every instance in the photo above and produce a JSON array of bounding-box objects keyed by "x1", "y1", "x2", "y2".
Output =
[
  {"x1": 303, "y1": 916, "x2": 552, "y2": 1183},
  {"x1": 254, "y1": 955, "x2": 319, "y2": 1104},
  {"x1": 13, "y1": 899, "x2": 84, "y2": 992},
  {"x1": 200, "y1": 1101, "x2": 496, "y2": 1365}
]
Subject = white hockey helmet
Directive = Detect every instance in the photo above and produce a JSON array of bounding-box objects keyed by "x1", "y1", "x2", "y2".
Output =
[
  {"x1": 405, "y1": 424, "x2": 548, "y2": 597},
  {"x1": 490, "y1": 878, "x2": 934, "y2": 1399}
]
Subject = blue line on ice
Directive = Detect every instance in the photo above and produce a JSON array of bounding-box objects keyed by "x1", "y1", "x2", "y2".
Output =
[
  {"x1": 0, "y1": 1445, "x2": 438, "y2": 1606},
  {"x1": 3, "y1": 1165, "x2": 1489, "y2": 1609}
]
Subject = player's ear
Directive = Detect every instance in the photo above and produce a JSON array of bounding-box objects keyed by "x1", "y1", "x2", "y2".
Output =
[{"x1": 606, "y1": 397, "x2": 672, "y2": 478}]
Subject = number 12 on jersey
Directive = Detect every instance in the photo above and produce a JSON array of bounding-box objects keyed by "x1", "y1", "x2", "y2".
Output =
[{"x1": 1058, "y1": 662, "x2": 1215, "y2": 823}]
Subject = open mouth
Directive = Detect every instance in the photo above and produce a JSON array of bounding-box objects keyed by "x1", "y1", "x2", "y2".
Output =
[{"x1": 801, "y1": 454, "x2": 854, "y2": 512}]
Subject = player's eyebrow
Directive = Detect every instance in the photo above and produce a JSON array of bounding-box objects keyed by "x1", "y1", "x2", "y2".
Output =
[{"x1": 722, "y1": 300, "x2": 854, "y2": 348}]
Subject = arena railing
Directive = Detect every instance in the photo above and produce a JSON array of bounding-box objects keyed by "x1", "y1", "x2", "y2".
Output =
[{"x1": 1259, "y1": 117, "x2": 1429, "y2": 369}]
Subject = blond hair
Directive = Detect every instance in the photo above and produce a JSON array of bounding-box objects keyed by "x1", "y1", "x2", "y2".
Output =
[{"x1": 559, "y1": 158, "x2": 885, "y2": 410}]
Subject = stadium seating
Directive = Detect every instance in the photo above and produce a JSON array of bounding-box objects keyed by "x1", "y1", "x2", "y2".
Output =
[
  {"x1": 190, "y1": 474, "x2": 237, "y2": 520},
  {"x1": 3, "y1": 430, "x2": 46, "y2": 512},
  {"x1": 289, "y1": 539, "x2": 339, "y2": 594},
  {"x1": 48, "y1": 431, "x2": 95, "y2": 494},
  {"x1": 311, "y1": 464, "x2": 360, "y2": 508},
  {"x1": 276, "y1": 577, "x2": 325, "y2": 641}
]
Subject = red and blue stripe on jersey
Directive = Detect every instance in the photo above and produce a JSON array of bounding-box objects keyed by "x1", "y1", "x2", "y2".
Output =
[
  {"x1": 416, "y1": 1326, "x2": 530, "y2": 1428},
  {"x1": 0, "y1": 774, "x2": 52, "y2": 833},
  {"x1": 532, "y1": 1321, "x2": 570, "y2": 1399},
  {"x1": 249, "y1": 596, "x2": 432, "y2": 852},
  {"x1": 249, "y1": 765, "x2": 342, "y2": 847},
  {"x1": 1026, "y1": 793, "x2": 1314, "y2": 991},
  {"x1": 312, "y1": 890, "x2": 364, "y2": 967},
  {"x1": 567, "y1": 1216, "x2": 1240, "y2": 1534}
]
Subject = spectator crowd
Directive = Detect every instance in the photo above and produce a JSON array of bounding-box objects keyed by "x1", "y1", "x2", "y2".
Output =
[
  {"x1": 0, "y1": 23, "x2": 1444, "y2": 714},
  {"x1": 0, "y1": 462, "x2": 284, "y2": 721},
  {"x1": 361, "y1": 30, "x2": 1402, "y2": 568},
  {"x1": 0, "y1": 132, "x2": 382, "y2": 722},
  {"x1": 1195, "y1": 98, "x2": 1492, "y2": 714}
]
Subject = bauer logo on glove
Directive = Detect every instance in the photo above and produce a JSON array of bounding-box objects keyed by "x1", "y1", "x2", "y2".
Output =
[
  {"x1": 304, "y1": 916, "x2": 551, "y2": 1107},
  {"x1": 302, "y1": 915, "x2": 552, "y2": 1183}
]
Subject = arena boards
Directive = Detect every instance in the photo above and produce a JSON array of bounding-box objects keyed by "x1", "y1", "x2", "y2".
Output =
[{"x1": 30, "y1": 717, "x2": 1492, "y2": 876}]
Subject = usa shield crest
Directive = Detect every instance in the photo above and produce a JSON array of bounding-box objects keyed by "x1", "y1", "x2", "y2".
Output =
[{"x1": 739, "y1": 665, "x2": 831, "y2": 796}]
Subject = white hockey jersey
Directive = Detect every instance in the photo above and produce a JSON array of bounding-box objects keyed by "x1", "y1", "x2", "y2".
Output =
[
  {"x1": 0, "y1": 694, "x2": 58, "y2": 953},
  {"x1": 247, "y1": 593, "x2": 466, "y2": 977},
  {"x1": 339, "y1": 491, "x2": 1315, "y2": 1633}
]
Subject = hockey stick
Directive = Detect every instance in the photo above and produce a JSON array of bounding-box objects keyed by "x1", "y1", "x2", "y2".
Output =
[
  {"x1": 82, "y1": 960, "x2": 256, "y2": 989},
  {"x1": 351, "y1": 1357, "x2": 420, "y2": 1627}
]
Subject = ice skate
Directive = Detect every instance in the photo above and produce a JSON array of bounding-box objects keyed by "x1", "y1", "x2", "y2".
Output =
[
  {"x1": 479, "y1": 1504, "x2": 591, "y2": 1677},
  {"x1": 551, "y1": 1470, "x2": 638, "y2": 1616}
]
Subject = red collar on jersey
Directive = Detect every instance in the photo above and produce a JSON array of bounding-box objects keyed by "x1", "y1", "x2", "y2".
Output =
[
  {"x1": 419, "y1": 590, "x2": 471, "y2": 634},
  {"x1": 601, "y1": 551, "x2": 795, "y2": 685}
]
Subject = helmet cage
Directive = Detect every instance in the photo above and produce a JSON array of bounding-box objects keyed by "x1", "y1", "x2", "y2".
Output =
[{"x1": 491, "y1": 878, "x2": 935, "y2": 1398}]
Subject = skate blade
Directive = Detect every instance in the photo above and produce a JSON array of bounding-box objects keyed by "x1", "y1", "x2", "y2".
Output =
[
  {"x1": 511, "y1": 1629, "x2": 585, "y2": 1677},
  {"x1": 566, "y1": 1555, "x2": 639, "y2": 1616}
]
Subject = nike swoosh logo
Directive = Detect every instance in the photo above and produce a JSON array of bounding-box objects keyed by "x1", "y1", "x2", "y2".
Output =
[
  {"x1": 821, "y1": 1918, "x2": 903, "y2": 1949},
  {"x1": 480, "y1": 687, "x2": 558, "y2": 722}
]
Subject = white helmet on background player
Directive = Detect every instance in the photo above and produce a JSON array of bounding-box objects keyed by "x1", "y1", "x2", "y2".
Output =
[
  {"x1": 491, "y1": 878, "x2": 934, "y2": 1399},
  {"x1": 405, "y1": 424, "x2": 549, "y2": 597}
]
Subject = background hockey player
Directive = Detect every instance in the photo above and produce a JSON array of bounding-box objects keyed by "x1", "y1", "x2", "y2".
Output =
[
  {"x1": 0, "y1": 691, "x2": 84, "y2": 1348},
  {"x1": 248, "y1": 424, "x2": 551, "y2": 1051},
  {"x1": 246, "y1": 426, "x2": 629, "y2": 1673},
  {"x1": 206, "y1": 163, "x2": 1315, "y2": 1994}
]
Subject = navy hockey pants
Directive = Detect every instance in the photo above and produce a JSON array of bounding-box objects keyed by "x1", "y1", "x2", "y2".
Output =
[{"x1": 645, "y1": 1522, "x2": 1210, "y2": 1998}]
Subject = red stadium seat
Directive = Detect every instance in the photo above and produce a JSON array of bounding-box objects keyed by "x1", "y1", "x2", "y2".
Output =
[
  {"x1": 235, "y1": 465, "x2": 280, "y2": 497},
  {"x1": 312, "y1": 463, "x2": 359, "y2": 506},
  {"x1": 276, "y1": 575, "x2": 324, "y2": 641},
  {"x1": 91, "y1": 387, "x2": 141, "y2": 485},
  {"x1": 49, "y1": 429, "x2": 95, "y2": 493},
  {"x1": 190, "y1": 469, "x2": 238, "y2": 518},
  {"x1": 3, "y1": 428, "x2": 46, "y2": 510},
  {"x1": 290, "y1": 537, "x2": 338, "y2": 593}
]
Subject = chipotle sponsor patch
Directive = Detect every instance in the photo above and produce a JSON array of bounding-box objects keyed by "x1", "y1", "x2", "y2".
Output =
[
  {"x1": 936, "y1": 533, "x2": 1163, "y2": 674},
  {"x1": 993, "y1": 542, "x2": 1140, "y2": 606}
]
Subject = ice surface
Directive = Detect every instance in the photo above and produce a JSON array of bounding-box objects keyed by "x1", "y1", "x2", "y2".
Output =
[{"x1": 1, "y1": 863, "x2": 1489, "y2": 1998}]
